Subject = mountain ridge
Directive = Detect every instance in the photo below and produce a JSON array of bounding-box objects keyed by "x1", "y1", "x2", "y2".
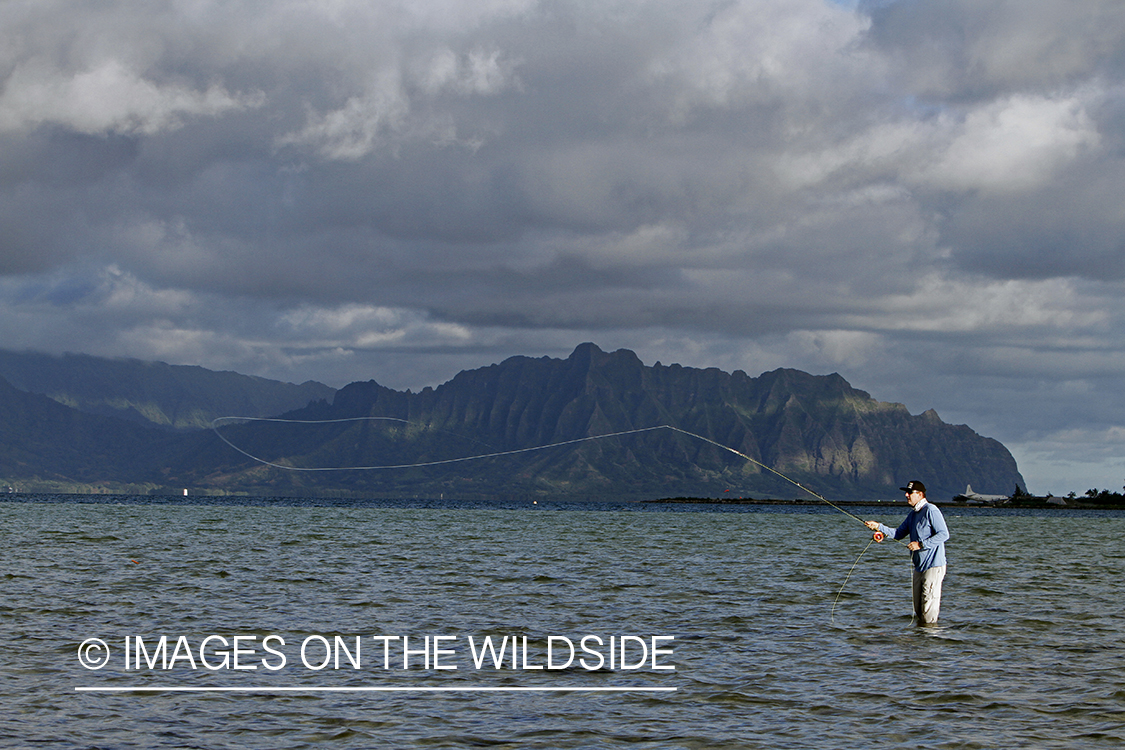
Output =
[
  {"x1": 0, "y1": 349, "x2": 335, "y2": 430},
  {"x1": 194, "y1": 343, "x2": 1023, "y2": 500},
  {"x1": 0, "y1": 343, "x2": 1024, "y2": 500}
]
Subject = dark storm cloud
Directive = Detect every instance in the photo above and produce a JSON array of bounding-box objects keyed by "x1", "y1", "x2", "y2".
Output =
[{"x1": 2, "y1": 0, "x2": 1125, "y2": 491}]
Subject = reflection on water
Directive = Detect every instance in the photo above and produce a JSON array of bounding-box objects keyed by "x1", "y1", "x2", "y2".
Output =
[{"x1": 1, "y1": 498, "x2": 1123, "y2": 748}]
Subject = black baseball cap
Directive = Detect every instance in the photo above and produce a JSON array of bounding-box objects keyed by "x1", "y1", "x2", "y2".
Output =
[{"x1": 899, "y1": 480, "x2": 926, "y2": 494}]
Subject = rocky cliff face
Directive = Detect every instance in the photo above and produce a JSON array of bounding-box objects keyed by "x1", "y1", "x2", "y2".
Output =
[{"x1": 206, "y1": 343, "x2": 1024, "y2": 500}]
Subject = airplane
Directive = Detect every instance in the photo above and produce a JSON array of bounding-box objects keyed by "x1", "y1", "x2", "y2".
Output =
[{"x1": 953, "y1": 484, "x2": 1009, "y2": 505}]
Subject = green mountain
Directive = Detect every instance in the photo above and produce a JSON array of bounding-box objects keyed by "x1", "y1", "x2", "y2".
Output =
[
  {"x1": 190, "y1": 343, "x2": 1024, "y2": 500},
  {"x1": 0, "y1": 350, "x2": 334, "y2": 430},
  {"x1": 0, "y1": 343, "x2": 1025, "y2": 499},
  {"x1": 0, "y1": 375, "x2": 172, "y2": 486}
]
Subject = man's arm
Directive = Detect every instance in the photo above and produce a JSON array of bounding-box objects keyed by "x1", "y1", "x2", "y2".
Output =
[
  {"x1": 919, "y1": 506, "x2": 950, "y2": 549},
  {"x1": 864, "y1": 519, "x2": 905, "y2": 539}
]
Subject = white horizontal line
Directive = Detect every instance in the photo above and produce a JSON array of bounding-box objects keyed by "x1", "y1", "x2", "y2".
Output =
[{"x1": 75, "y1": 686, "x2": 676, "y2": 693}]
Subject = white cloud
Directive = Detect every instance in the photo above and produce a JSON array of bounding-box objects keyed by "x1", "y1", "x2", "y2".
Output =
[
  {"x1": 918, "y1": 93, "x2": 1100, "y2": 193},
  {"x1": 647, "y1": 0, "x2": 873, "y2": 118},
  {"x1": 0, "y1": 59, "x2": 260, "y2": 135},
  {"x1": 277, "y1": 45, "x2": 517, "y2": 159},
  {"x1": 417, "y1": 47, "x2": 516, "y2": 96},
  {"x1": 277, "y1": 70, "x2": 411, "y2": 160},
  {"x1": 853, "y1": 274, "x2": 1106, "y2": 333},
  {"x1": 774, "y1": 90, "x2": 1101, "y2": 197},
  {"x1": 280, "y1": 303, "x2": 473, "y2": 349},
  {"x1": 789, "y1": 329, "x2": 884, "y2": 369}
]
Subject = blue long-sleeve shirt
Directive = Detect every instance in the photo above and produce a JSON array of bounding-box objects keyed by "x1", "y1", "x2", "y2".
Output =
[{"x1": 876, "y1": 501, "x2": 949, "y2": 572}]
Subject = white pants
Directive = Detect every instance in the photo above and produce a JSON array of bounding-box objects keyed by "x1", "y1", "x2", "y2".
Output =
[{"x1": 912, "y1": 565, "x2": 946, "y2": 624}]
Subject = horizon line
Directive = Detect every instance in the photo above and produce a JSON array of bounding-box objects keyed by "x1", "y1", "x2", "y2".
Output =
[{"x1": 75, "y1": 685, "x2": 677, "y2": 693}]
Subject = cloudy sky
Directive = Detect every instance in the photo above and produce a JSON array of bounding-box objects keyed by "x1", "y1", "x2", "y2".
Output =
[{"x1": 2, "y1": 0, "x2": 1124, "y2": 494}]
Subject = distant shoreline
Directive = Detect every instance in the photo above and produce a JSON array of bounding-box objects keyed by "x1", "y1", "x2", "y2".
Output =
[
  {"x1": 643, "y1": 496, "x2": 1125, "y2": 509},
  {"x1": 642, "y1": 496, "x2": 866, "y2": 505},
  {"x1": 3, "y1": 491, "x2": 1123, "y2": 510}
]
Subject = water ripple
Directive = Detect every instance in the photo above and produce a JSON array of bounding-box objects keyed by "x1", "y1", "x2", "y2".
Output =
[{"x1": 1, "y1": 501, "x2": 1122, "y2": 748}]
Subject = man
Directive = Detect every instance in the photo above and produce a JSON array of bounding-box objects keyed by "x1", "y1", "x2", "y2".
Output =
[{"x1": 865, "y1": 480, "x2": 950, "y2": 624}]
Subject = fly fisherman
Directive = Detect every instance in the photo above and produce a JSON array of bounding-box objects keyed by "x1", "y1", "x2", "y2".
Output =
[{"x1": 865, "y1": 480, "x2": 950, "y2": 624}]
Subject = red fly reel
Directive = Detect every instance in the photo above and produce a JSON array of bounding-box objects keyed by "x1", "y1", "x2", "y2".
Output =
[{"x1": 872, "y1": 531, "x2": 885, "y2": 542}]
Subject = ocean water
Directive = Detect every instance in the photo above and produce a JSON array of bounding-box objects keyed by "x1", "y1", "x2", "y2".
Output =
[{"x1": 1, "y1": 497, "x2": 1122, "y2": 749}]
